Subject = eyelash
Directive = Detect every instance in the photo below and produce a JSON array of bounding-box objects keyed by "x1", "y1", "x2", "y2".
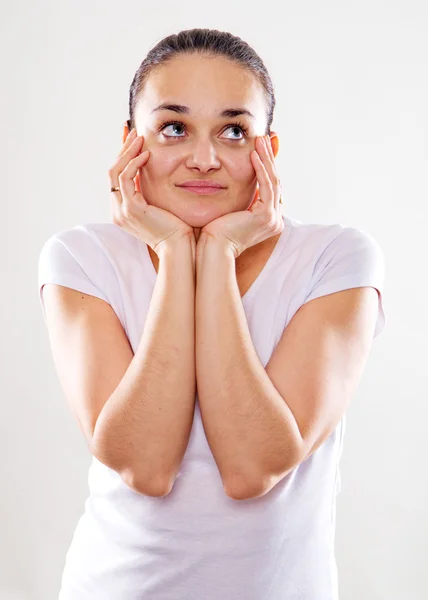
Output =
[{"x1": 157, "y1": 120, "x2": 249, "y2": 141}]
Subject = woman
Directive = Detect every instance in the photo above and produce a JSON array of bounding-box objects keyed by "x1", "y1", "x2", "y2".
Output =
[{"x1": 38, "y1": 28, "x2": 386, "y2": 600}]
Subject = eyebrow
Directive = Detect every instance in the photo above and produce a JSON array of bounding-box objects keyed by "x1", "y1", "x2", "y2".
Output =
[{"x1": 151, "y1": 103, "x2": 255, "y2": 119}]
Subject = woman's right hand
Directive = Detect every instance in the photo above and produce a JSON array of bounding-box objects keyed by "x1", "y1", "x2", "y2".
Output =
[{"x1": 109, "y1": 128, "x2": 194, "y2": 257}]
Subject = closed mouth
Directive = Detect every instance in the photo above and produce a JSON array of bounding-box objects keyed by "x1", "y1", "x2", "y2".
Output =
[{"x1": 177, "y1": 181, "x2": 226, "y2": 189}]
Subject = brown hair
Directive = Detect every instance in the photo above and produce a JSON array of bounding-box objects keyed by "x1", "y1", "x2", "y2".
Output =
[{"x1": 126, "y1": 28, "x2": 276, "y2": 135}]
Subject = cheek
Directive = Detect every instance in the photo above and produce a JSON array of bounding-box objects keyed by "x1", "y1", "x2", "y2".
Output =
[
  {"x1": 227, "y1": 156, "x2": 256, "y2": 184},
  {"x1": 140, "y1": 147, "x2": 178, "y2": 181},
  {"x1": 150, "y1": 146, "x2": 178, "y2": 167}
]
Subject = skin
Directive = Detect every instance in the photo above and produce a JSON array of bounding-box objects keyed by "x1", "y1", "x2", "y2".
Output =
[{"x1": 122, "y1": 52, "x2": 282, "y2": 277}]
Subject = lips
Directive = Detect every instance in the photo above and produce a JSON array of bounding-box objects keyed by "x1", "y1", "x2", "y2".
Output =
[{"x1": 177, "y1": 180, "x2": 226, "y2": 188}]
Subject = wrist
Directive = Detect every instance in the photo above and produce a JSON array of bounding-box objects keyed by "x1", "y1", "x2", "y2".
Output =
[
  {"x1": 196, "y1": 230, "x2": 237, "y2": 258},
  {"x1": 154, "y1": 228, "x2": 195, "y2": 259},
  {"x1": 196, "y1": 232, "x2": 237, "y2": 278}
]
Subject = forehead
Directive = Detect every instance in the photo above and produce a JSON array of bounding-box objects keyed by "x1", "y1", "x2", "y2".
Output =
[{"x1": 135, "y1": 53, "x2": 267, "y2": 121}]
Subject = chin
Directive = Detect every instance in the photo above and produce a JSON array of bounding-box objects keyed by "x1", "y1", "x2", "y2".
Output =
[
  {"x1": 182, "y1": 215, "x2": 218, "y2": 228},
  {"x1": 171, "y1": 206, "x2": 224, "y2": 228}
]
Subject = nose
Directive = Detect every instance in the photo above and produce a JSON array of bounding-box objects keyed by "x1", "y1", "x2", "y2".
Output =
[{"x1": 184, "y1": 139, "x2": 221, "y2": 172}]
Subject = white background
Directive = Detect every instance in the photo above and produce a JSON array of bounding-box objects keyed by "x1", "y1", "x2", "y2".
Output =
[{"x1": 1, "y1": 0, "x2": 427, "y2": 598}]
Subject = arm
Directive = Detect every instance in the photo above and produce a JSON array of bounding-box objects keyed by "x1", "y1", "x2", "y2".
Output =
[
  {"x1": 195, "y1": 234, "x2": 379, "y2": 501},
  {"x1": 195, "y1": 234, "x2": 302, "y2": 500},
  {"x1": 91, "y1": 234, "x2": 196, "y2": 497}
]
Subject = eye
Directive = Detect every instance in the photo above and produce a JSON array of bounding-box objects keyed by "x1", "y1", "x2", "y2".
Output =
[
  {"x1": 223, "y1": 124, "x2": 248, "y2": 140},
  {"x1": 158, "y1": 120, "x2": 249, "y2": 141},
  {"x1": 160, "y1": 121, "x2": 186, "y2": 138}
]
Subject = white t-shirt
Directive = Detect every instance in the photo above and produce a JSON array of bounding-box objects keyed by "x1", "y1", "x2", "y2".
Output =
[{"x1": 38, "y1": 213, "x2": 386, "y2": 599}]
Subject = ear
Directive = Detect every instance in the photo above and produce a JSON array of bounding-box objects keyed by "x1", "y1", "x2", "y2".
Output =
[
  {"x1": 122, "y1": 120, "x2": 132, "y2": 144},
  {"x1": 268, "y1": 131, "x2": 279, "y2": 158},
  {"x1": 135, "y1": 171, "x2": 141, "y2": 193}
]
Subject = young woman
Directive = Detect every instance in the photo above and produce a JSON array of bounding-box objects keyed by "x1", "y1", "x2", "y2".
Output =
[{"x1": 38, "y1": 27, "x2": 386, "y2": 600}]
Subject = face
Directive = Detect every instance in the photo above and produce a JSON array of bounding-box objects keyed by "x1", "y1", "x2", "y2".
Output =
[{"x1": 132, "y1": 53, "x2": 279, "y2": 237}]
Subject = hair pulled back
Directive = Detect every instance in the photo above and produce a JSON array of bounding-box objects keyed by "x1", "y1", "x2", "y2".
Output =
[{"x1": 126, "y1": 28, "x2": 275, "y2": 135}]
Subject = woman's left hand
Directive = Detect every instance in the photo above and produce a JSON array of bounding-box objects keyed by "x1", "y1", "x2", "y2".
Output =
[{"x1": 198, "y1": 135, "x2": 284, "y2": 258}]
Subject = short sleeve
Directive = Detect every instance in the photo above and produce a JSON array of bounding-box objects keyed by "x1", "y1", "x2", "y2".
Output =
[
  {"x1": 303, "y1": 227, "x2": 387, "y2": 338},
  {"x1": 38, "y1": 234, "x2": 109, "y2": 325}
]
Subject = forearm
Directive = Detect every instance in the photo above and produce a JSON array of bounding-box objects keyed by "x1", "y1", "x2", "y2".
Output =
[
  {"x1": 91, "y1": 235, "x2": 196, "y2": 496},
  {"x1": 195, "y1": 234, "x2": 300, "y2": 498}
]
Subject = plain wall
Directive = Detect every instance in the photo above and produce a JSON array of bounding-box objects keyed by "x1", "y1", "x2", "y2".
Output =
[{"x1": 1, "y1": 0, "x2": 427, "y2": 598}]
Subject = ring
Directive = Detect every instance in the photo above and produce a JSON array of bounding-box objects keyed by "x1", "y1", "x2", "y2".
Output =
[{"x1": 279, "y1": 195, "x2": 284, "y2": 204}]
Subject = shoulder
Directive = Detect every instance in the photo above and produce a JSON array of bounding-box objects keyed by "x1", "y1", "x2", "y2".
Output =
[
  {"x1": 283, "y1": 214, "x2": 383, "y2": 264},
  {"x1": 39, "y1": 221, "x2": 132, "y2": 248},
  {"x1": 38, "y1": 221, "x2": 144, "y2": 265}
]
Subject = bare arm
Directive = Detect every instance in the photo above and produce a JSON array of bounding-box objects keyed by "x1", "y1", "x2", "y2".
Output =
[
  {"x1": 195, "y1": 233, "x2": 378, "y2": 501},
  {"x1": 195, "y1": 234, "x2": 301, "y2": 499},
  {"x1": 91, "y1": 234, "x2": 196, "y2": 497}
]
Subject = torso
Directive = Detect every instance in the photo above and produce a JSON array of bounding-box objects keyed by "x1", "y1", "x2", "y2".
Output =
[{"x1": 147, "y1": 233, "x2": 282, "y2": 298}]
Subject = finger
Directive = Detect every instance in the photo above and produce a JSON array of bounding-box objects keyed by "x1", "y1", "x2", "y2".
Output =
[
  {"x1": 118, "y1": 128, "x2": 137, "y2": 158},
  {"x1": 258, "y1": 136, "x2": 281, "y2": 211},
  {"x1": 258, "y1": 137, "x2": 279, "y2": 189},
  {"x1": 265, "y1": 134, "x2": 275, "y2": 162},
  {"x1": 264, "y1": 139, "x2": 282, "y2": 211},
  {"x1": 108, "y1": 135, "x2": 144, "y2": 189},
  {"x1": 251, "y1": 145, "x2": 273, "y2": 209},
  {"x1": 118, "y1": 149, "x2": 150, "y2": 202}
]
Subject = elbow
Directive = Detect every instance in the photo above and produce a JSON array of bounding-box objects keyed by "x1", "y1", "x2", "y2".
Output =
[
  {"x1": 120, "y1": 468, "x2": 174, "y2": 498},
  {"x1": 224, "y1": 469, "x2": 294, "y2": 501},
  {"x1": 222, "y1": 468, "x2": 267, "y2": 501},
  {"x1": 223, "y1": 479, "x2": 263, "y2": 501},
  {"x1": 223, "y1": 447, "x2": 304, "y2": 501},
  {"x1": 90, "y1": 441, "x2": 174, "y2": 498}
]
